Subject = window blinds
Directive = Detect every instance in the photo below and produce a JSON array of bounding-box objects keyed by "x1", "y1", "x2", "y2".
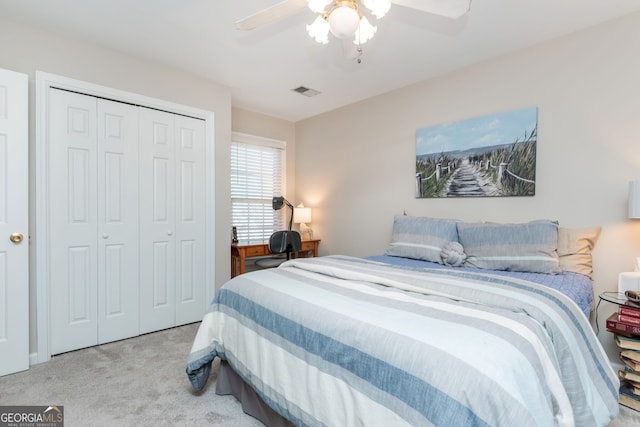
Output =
[{"x1": 231, "y1": 140, "x2": 285, "y2": 243}]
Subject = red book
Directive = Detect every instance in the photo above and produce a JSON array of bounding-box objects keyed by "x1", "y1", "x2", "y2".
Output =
[
  {"x1": 607, "y1": 312, "x2": 640, "y2": 336},
  {"x1": 620, "y1": 305, "x2": 640, "y2": 318},
  {"x1": 620, "y1": 314, "x2": 640, "y2": 326}
]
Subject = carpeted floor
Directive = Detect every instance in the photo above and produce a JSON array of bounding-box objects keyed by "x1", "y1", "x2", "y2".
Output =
[
  {"x1": 0, "y1": 323, "x2": 261, "y2": 426},
  {"x1": 0, "y1": 322, "x2": 638, "y2": 426}
]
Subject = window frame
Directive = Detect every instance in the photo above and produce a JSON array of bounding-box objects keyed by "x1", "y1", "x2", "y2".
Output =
[{"x1": 231, "y1": 131, "x2": 287, "y2": 244}]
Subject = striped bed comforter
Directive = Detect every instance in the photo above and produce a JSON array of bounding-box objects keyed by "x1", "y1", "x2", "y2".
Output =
[{"x1": 186, "y1": 255, "x2": 618, "y2": 427}]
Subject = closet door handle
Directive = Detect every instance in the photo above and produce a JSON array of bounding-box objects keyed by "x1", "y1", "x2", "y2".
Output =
[
  {"x1": 9, "y1": 232, "x2": 23, "y2": 244},
  {"x1": 167, "y1": 231, "x2": 173, "y2": 236},
  {"x1": 102, "y1": 234, "x2": 109, "y2": 239}
]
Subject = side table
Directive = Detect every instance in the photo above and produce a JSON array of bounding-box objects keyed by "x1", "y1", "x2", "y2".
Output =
[{"x1": 596, "y1": 291, "x2": 627, "y2": 334}]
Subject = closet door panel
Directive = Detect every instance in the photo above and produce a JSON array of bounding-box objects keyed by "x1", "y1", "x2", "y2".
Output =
[
  {"x1": 139, "y1": 108, "x2": 176, "y2": 333},
  {"x1": 175, "y1": 116, "x2": 206, "y2": 324},
  {"x1": 49, "y1": 89, "x2": 99, "y2": 354},
  {"x1": 152, "y1": 241, "x2": 170, "y2": 304},
  {"x1": 97, "y1": 99, "x2": 139, "y2": 344}
]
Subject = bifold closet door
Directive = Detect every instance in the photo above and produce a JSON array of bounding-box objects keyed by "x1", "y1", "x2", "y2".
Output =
[
  {"x1": 174, "y1": 114, "x2": 206, "y2": 326},
  {"x1": 96, "y1": 99, "x2": 140, "y2": 344},
  {"x1": 49, "y1": 89, "x2": 139, "y2": 354},
  {"x1": 139, "y1": 108, "x2": 176, "y2": 333},
  {"x1": 139, "y1": 109, "x2": 206, "y2": 334}
]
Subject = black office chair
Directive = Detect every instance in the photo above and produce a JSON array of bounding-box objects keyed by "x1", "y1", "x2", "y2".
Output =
[{"x1": 255, "y1": 230, "x2": 302, "y2": 269}]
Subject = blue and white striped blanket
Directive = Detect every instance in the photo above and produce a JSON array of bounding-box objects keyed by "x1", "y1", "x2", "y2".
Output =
[{"x1": 186, "y1": 256, "x2": 618, "y2": 427}]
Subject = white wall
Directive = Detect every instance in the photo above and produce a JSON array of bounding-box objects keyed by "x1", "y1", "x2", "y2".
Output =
[
  {"x1": 0, "y1": 18, "x2": 233, "y2": 356},
  {"x1": 294, "y1": 12, "x2": 640, "y2": 361}
]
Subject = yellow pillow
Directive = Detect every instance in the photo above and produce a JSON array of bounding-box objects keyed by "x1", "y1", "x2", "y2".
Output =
[{"x1": 557, "y1": 227, "x2": 601, "y2": 279}]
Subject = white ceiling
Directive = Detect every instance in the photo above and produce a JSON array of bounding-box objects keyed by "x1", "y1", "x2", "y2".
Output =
[{"x1": 2, "y1": 0, "x2": 639, "y2": 122}]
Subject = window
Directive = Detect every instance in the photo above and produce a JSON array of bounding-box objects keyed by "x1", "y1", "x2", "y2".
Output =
[{"x1": 231, "y1": 132, "x2": 286, "y2": 244}]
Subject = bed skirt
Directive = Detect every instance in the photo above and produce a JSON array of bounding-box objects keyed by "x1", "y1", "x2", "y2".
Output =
[{"x1": 216, "y1": 360, "x2": 295, "y2": 427}]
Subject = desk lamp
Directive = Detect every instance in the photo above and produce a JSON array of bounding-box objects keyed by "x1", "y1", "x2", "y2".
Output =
[
  {"x1": 273, "y1": 196, "x2": 294, "y2": 230},
  {"x1": 294, "y1": 204, "x2": 313, "y2": 240}
]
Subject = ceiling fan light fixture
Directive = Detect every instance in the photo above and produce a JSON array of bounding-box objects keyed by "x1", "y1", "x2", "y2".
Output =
[
  {"x1": 236, "y1": 0, "x2": 473, "y2": 59},
  {"x1": 307, "y1": 15, "x2": 330, "y2": 44},
  {"x1": 307, "y1": 0, "x2": 332, "y2": 14},
  {"x1": 361, "y1": 0, "x2": 391, "y2": 19},
  {"x1": 354, "y1": 15, "x2": 377, "y2": 45},
  {"x1": 327, "y1": 1, "x2": 361, "y2": 39}
]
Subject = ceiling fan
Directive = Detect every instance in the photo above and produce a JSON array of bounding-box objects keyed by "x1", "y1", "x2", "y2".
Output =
[{"x1": 235, "y1": 0, "x2": 472, "y2": 59}]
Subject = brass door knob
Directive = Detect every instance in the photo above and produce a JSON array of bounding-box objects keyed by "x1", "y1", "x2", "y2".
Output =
[{"x1": 9, "y1": 233, "x2": 24, "y2": 244}]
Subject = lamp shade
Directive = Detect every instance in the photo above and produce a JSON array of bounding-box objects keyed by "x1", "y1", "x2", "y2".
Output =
[
  {"x1": 294, "y1": 204, "x2": 312, "y2": 224},
  {"x1": 328, "y1": 3, "x2": 360, "y2": 39},
  {"x1": 630, "y1": 180, "x2": 640, "y2": 218},
  {"x1": 307, "y1": 15, "x2": 330, "y2": 44},
  {"x1": 362, "y1": 0, "x2": 391, "y2": 18},
  {"x1": 354, "y1": 16, "x2": 377, "y2": 45}
]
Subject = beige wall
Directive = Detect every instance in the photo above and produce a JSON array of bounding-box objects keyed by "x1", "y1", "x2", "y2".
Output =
[
  {"x1": 4, "y1": 10, "x2": 640, "y2": 365},
  {"x1": 294, "y1": 12, "x2": 640, "y2": 361},
  {"x1": 0, "y1": 18, "x2": 233, "y2": 356}
]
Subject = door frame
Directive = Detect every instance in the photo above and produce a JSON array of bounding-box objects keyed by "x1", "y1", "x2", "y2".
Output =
[{"x1": 35, "y1": 72, "x2": 216, "y2": 363}]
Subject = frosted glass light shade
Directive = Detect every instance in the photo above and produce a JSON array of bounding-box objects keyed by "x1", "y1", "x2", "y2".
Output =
[
  {"x1": 328, "y1": 4, "x2": 360, "y2": 39},
  {"x1": 630, "y1": 180, "x2": 640, "y2": 218},
  {"x1": 307, "y1": 16, "x2": 330, "y2": 44},
  {"x1": 362, "y1": 0, "x2": 391, "y2": 18},
  {"x1": 353, "y1": 16, "x2": 377, "y2": 45}
]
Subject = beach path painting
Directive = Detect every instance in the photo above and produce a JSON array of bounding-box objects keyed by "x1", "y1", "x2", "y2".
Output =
[{"x1": 415, "y1": 107, "x2": 538, "y2": 198}]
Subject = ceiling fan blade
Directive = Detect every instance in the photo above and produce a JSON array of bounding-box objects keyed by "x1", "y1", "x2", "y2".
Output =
[
  {"x1": 235, "y1": 0, "x2": 308, "y2": 31},
  {"x1": 390, "y1": 0, "x2": 472, "y2": 19}
]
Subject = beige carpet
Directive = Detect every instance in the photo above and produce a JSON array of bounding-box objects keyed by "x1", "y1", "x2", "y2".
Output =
[
  {"x1": 0, "y1": 323, "x2": 638, "y2": 427},
  {"x1": 0, "y1": 323, "x2": 261, "y2": 427}
]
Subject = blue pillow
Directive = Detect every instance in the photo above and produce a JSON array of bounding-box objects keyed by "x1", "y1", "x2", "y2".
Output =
[
  {"x1": 385, "y1": 215, "x2": 459, "y2": 264},
  {"x1": 457, "y1": 220, "x2": 561, "y2": 274}
]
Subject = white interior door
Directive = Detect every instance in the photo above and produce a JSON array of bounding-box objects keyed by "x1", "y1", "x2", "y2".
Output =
[
  {"x1": 175, "y1": 115, "x2": 206, "y2": 324},
  {"x1": 49, "y1": 89, "x2": 99, "y2": 354},
  {"x1": 139, "y1": 108, "x2": 176, "y2": 333},
  {"x1": 0, "y1": 68, "x2": 28, "y2": 376},
  {"x1": 96, "y1": 99, "x2": 140, "y2": 344}
]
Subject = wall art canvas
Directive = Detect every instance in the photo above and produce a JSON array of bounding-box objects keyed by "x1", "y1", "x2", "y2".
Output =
[{"x1": 415, "y1": 107, "x2": 537, "y2": 198}]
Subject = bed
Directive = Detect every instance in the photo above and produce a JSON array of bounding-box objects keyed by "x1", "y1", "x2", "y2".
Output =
[{"x1": 186, "y1": 217, "x2": 618, "y2": 426}]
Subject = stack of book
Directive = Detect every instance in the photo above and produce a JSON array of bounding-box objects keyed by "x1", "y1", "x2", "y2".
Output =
[{"x1": 606, "y1": 294, "x2": 640, "y2": 411}]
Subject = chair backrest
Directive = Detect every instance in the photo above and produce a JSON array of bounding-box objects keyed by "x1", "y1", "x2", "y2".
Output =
[{"x1": 269, "y1": 230, "x2": 302, "y2": 255}]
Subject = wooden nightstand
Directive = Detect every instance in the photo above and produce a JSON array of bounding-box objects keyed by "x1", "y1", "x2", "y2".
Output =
[{"x1": 231, "y1": 239, "x2": 320, "y2": 278}]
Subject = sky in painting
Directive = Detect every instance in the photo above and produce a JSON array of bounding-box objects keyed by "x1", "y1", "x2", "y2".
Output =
[{"x1": 416, "y1": 107, "x2": 538, "y2": 156}]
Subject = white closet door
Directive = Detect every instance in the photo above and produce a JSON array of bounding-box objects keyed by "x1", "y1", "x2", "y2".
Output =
[
  {"x1": 96, "y1": 99, "x2": 140, "y2": 343},
  {"x1": 139, "y1": 108, "x2": 176, "y2": 333},
  {"x1": 175, "y1": 115, "x2": 206, "y2": 324},
  {"x1": 49, "y1": 89, "x2": 99, "y2": 354},
  {"x1": 0, "y1": 68, "x2": 29, "y2": 376}
]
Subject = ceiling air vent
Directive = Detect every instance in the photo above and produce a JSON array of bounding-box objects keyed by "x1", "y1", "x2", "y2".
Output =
[{"x1": 292, "y1": 86, "x2": 321, "y2": 97}]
